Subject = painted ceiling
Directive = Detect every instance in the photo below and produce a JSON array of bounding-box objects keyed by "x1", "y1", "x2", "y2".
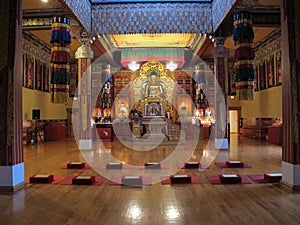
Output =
[
  {"x1": 90, "y1": 0, "x2": 212, "y2": 3},
  {"x1": 107, "y1": 33, "x2": 197, "y2": 49},
  {"x1": 22, "y1": 0, "x2": 281, "y2": 65}
]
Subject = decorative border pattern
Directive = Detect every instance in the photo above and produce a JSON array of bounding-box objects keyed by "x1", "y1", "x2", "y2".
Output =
[
  {"x1": 91, "y1": 3, "x2": 212, "y2": 34},
  {"x1": 212, "y1": 0, "x2": 238, "y2": 31},
  {"x1": 62, "y1": 0, "x2": 92, "y2": 32}
]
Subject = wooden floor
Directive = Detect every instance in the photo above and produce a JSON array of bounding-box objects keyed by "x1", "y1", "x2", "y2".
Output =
[{"x1": 1, "y1": 135, "x2": 300, "y2": 225}]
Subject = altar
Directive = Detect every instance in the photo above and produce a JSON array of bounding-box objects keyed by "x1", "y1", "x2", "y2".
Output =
[
  {"x1": 142, "y1": 117, "x2": 167, "y2": 137},
  {"x1": 112, "y1": 61, "x2": 184, "y2": 140}
]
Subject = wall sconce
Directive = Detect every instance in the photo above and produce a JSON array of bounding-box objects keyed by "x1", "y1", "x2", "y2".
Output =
[
  {"x1": 166, "y1": 61, "x2": 177, "y2": 71},
  {"x1": 128, "y1": 61, "x2": 140, "y2": 71},
  {"x1": 230, "y1": 95, "x2": 235, "y2": 100}
]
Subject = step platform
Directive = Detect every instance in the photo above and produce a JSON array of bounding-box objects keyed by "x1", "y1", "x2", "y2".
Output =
[
  {"x1": 219, "y1": 174, "x2": 242, "y2": 184},
  {"x1": 184, "y1": 162, "x2": 200, "y2": 169},
  {"x1": 264, "y1": 173, "x2": 282, "y2": 183},
  {"x1": 106, "y1": 162, "x2": 123, "y2": 169},
  {"x1": 29, "y1": 174, "x2": 54, "y2": 183},
  {"x1": 225, "y1": 161, "x2": 244, "y2": 168},
  {"x1": 72, "y1": 175, "x2": 95, "y2": 185},
  {"x1": 144, "y1": 162, "x2": 161, "y2": 169},
  {"x1": 170, "y1": 174, "x2": 192, "y2": 184},
  {"x1": 121, "y1": 176, "x2": 143, "y2": 186},
  {"x1": 67, "y1": 162, "x2": 85, "y2": 169}
]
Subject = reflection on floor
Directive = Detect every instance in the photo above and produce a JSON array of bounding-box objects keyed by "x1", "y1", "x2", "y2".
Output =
[{"x1": 1, "y1": 135, "x2": 300, "y2": 225}]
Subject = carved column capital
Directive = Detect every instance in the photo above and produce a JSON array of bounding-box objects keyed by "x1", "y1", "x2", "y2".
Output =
[{"x1": 75, "y1": 44, "x2": 94, "y2": 59}]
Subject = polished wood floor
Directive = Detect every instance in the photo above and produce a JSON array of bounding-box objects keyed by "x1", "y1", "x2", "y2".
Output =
[{"x1": 1, "y1": 135, "x2": 300, "y2": 225}]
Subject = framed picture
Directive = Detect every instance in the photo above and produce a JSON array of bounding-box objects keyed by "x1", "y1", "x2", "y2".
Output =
[
  {"x1": 43, "y1": 63, "x2": 50, "y2": 92},
  {"x1": 267, "y1": 55, "x2": 274, "y2": 88},
  {"x1": 26, "y1": 54, "x2": 34, "y2": 89},
  {"x1": 254, "y1": 64, "x2": 259, "y2": 91},
  {"x1": 259, "y1": 61, "x2": 266, "y2": 90},
  {"x1": 275, "y1": 51, "x2": 282, "y2": 85},
  {"x1": 35, "y1": 59, "x2": 43, "y2": 91},
  {"x1": 69, "y1": 63, "x2": 78, "y2": 97}
]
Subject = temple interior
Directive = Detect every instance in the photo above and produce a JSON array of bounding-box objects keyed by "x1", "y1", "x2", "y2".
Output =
[{"x1": 2, "y1": 0, "x2": 300, "y2": 224}]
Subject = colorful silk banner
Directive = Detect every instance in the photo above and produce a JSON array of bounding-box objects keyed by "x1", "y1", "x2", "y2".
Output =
[
  {"x1": 50, "y1": 16, "x2": 71, "y2": 103},
  {"x1": 233, "y1": 11, "x2": 255, "y2": 100}
]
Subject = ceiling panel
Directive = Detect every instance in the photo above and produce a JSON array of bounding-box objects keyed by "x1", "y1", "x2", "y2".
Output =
[
  {"x1": 23, "y1": 0, "x2": 62, "y2": 10},
  {"x1": 108, "y1": 33, "x2": 197, "y2": 49},
  {"x1": 23, "y1": 0, "x2": 281, "y2": 63},
  {"x1": 90, "y1": 0, "x2": 212, "y2": 3}
]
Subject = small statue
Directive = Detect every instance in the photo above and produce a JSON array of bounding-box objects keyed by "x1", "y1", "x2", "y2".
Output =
[{"x1": 118, "y1": 103, "x2": 128, "y2": 118}]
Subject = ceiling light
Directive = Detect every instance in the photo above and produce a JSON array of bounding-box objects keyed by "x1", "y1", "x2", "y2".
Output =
[
  {"x1": 128, "y1": 61, "x2": 140, "y2": 71},
  {"x1": 166, "y1": 61, "x2": 177, "y2": 71},
  {"x1": 41, "y1": 0, "x2": 48, "y2": 2},
  {"x1": 92, "y1": 37, "x2": 96, "y2": 41}
]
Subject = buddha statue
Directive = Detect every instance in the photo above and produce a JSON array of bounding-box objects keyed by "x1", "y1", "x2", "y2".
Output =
[
  {"x1": 118, "y1": 103, "x2": 128, "y2": 118},
  {"x1": 144, "y1": 71, "x2": 165, "y2": 98}
]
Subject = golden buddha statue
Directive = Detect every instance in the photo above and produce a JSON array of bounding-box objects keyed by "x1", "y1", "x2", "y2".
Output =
[{"x1": 144, "y1": 71, "x2": 165, "y2": 98}]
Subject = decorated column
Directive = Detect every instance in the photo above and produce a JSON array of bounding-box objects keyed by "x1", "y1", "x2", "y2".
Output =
[
  {"x1": 233, "y1": 11, "x2": 255, "y2": 100},
  {"x1": 211, "y1": 37, "x2": 229, "y2": 149},
  {"x1": 0, "y1": 0, "x2": 24, "y2": 191},
  {"x1": 50, "y1": 16, "x2": 71, "y2": 103},
  {"x1": 75, "y1": 34, "x2": 94, "y2": 150},
  {"x1": 281, "y1": 0, "x2": 300, "y2": 191}
]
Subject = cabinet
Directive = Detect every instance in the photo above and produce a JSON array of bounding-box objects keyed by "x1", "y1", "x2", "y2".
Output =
[
  {"x1": 267, "y1": 126, "x2": 282, "y2": 145},
  {"x1": 93, "y1": 123, "x2": 114, "y2": 141},
  {"x1": 175, "y1": 71, "x2": 194, "y2": 100}
]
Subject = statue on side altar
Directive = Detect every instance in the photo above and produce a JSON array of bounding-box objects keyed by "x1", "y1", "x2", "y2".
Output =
[
  {"x1": 118, "y1": 103, "x2": 128, "y2": 118},
  {"x1": 144, "y1": 71, "x2": 165, "y2": 98}
]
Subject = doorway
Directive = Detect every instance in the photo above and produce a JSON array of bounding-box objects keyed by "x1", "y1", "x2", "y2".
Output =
[{"x1": 228, "y1": 107, "x2": 241, "y2": 134}]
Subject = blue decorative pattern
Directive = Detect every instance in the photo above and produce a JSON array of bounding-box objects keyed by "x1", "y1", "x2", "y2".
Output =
[
  {"x1": 91, "y1": 3, "x2": 213, "y2": 34},
  {"x1": 212, "y1": 0, "x2": 238, "y2": 31},
  {"x1": 62, "y1": 0, "x2": 92, "y2": 32}
]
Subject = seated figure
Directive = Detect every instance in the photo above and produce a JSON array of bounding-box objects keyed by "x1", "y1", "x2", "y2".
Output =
[
  {"x1": 144, "y1": 71, "x2": 165, "y2": 98},
  {"x1": 118, "y1": 103, "x2": 128, "y2": 118}
]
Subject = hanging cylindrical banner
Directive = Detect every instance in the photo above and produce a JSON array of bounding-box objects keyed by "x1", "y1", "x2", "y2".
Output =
[
  {"x1": 50, "y1": 16, "x2": 71, "y2": 103},
  {"x1": 233, "y1": 11, "x2": 255, "y2": 100}
]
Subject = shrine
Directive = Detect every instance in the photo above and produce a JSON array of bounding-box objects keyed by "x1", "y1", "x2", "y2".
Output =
[{"x1": 92, "y1": 60, "x2": 215, "y2": 142}]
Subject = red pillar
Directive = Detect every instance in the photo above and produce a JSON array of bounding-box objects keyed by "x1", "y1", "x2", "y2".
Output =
[
  {"x1": 211, "y1": 37, "x2": 229, "y2": 149},
  {"x1": 0, "y1": 0, "x2": 24, "y2": 191},
  {"x1": 281, "y1": 0, "x2": 300, "y2": 191}
]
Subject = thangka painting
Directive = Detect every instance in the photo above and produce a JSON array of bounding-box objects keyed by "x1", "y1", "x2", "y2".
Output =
[
  {"x1": 267, "y1": 55, "x2": 274, "y2": 88},
  {"x1": 43, "y1": 64, "x2": 50, "y2": 92},
  {"x1": 275, "y1": 51, "x2": 282, "y2": 85},
  {"x1": 25, "y1": 53, "x2": 34, "y2": 89},
  {"x1": 35, "y1": 59, "x2": 43, "y2": 91},
  {"x1": 259, "y1": 61, "x2": 266, "y2": 90},
  {"x1": 69, "y1": 63, "x2": 78, "y2": 97}
]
